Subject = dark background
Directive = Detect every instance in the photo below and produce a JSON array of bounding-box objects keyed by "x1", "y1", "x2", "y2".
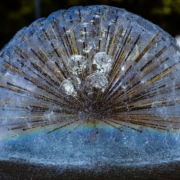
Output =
[{"x1": 0, "y1": 0, "x2": 180, "y2": 50}]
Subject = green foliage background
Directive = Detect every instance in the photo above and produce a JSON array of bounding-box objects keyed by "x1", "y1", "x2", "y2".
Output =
[{"x1": 0, "y1": 0, "x2": 180, "y2": 49}]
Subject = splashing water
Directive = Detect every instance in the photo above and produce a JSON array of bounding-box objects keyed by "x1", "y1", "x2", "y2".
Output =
[{"x1": 0, "y1": 5, "x2": 180, "y2": 168}]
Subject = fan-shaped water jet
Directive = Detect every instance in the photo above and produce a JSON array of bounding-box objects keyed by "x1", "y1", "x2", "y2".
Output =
[{"x1": 0, "y1": 6, "x2": 180, "y2": 178}]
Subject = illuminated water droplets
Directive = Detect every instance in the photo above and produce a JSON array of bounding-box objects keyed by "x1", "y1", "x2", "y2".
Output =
[
  {"x1": 93, "y1": 52, "x2": 113, "y2": 74},
  {"x1": 60, "y1": 52, "x2": 112, "y2": 96},
  {"x1": 60, "y1": 78, "x2": 77, "y2": 96},
  {"x1": 68, "y1": 55, "x2": 87, "y2": 75},
  {"x1": 85, "y1": 72, "x2": 108, "y2": 93}
]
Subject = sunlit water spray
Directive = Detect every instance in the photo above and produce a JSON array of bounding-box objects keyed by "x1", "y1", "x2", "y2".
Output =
[{"x1": 0, "y1": 5, "x2": 180, "y2": 168}]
